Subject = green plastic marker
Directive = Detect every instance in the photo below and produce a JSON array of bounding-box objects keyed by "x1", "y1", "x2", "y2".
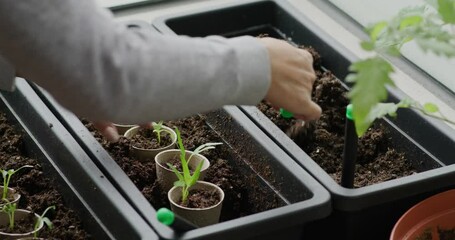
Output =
[
  {"x1": 280, "y1": 108, "x2": 294, "y2": 119},
  {"x1": 341, "y1": 104, "x2": 358, "y2": 188},
  {"x1": 157, "y1": 208, "x2": 196, "y2": 233}
]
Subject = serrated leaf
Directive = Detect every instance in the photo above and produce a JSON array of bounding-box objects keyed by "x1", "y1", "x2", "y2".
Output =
[
  {"x1": 366, "y1": 100, "x2": 412, "y2": 123},
  {"x1": 400, "y1": 15, "x2": 423, "y2": 30},
  {"x1": 423, "y1": 102, "x2": 439, "y2": 113},
  {"x1": 360, "y1": 41, "x2": 375, "y2": 51},
  {"x1": 438, "y1": 0, "x2": 455, "y2": 23},
  {"x1": 347, "y1": 57, "x2": 395, "y2": 136},
  {"x1": 415, "y1": 37, "x2": 455, "y2": 57}
]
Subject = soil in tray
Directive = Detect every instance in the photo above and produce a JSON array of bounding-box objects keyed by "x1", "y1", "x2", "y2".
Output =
[
  {"x1": 257, "y1": 47, "x2": 417, "y2": 188},
  {"x1": 84, "y1": 115, "x2": 284, "y2": 222},
  {"x1": 0, "y1": 113, "x2": 89, "y2": 239}
]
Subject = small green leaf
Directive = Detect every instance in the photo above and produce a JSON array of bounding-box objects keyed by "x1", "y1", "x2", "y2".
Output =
[
  {"x1": 42, "y1": 217, "x2": 53, "y2": 229},
  {"x1": 399, "y1": 15, "x2": 423, "y2": 30},
  {"x1": 369, "y1": 21, "x2": 388, "y2": 41},
  {"x1": 423, "y1": 102, "x2": 439, "y2": 113},
  {"x1": 438, "y1": 0, "x2": 455, "y2": 23},
  {"x1": 361, "y1": 41, "x2": 375, "y2": 51}
]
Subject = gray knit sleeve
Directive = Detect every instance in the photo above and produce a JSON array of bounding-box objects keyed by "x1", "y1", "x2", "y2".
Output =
[
  {"x1": 0, "y1": 55, "x2": 15, "y2": 91},
  {"x1": 0, "y1": 0, "x2": 270, "y2": 123}
]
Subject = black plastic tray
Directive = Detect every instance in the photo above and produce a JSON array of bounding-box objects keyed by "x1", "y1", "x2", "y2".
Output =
[
  {"x1": 30, "y1": 18, "x2": 332, "y2": 239},
  {"x1": 152, "y1": 0, "x2": 455, "y2": 239},
  {"x1": 33, "y1": 85, "x2": 331, "y2": 240},
  {"x1": 2, "y1": 79, "x2": 157, "y2": 239}
]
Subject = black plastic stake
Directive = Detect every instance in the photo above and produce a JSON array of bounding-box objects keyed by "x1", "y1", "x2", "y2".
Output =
[
  {"x1": 157, "y1": 208, "x2": 197, "y2": 233},
  {"x1": 341, "y1": 104, "x2": 358, "y2": 188}
]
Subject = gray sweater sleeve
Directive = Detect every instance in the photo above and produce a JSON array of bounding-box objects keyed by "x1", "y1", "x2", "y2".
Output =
[{"x1": 0, "y1": 0, "x2": 270, "y2": 124}]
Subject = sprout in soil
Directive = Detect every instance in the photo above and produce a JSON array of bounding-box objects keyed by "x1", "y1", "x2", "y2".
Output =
[
  {"x1": 1, "y1": 201, "x2": 16, "y2": 230},
  {"x1": 0, "y1": 165, "x2": 33, "y2": 201},
  {"x1": 152, "y1": 121, "x2": 165, "y2": 144},
  {"x1": 33, "y1": 206, "x2": 55, "y2": 238},
  {"x1": 167, "y1": 127, "x2": 222, "y2": 204}
]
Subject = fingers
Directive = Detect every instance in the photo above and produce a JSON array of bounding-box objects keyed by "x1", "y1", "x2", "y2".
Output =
[
  {"x1": 293, "y1": 101, "x2": 322, "y2": 121},
  {"x1": 260, "y1": 37, "x2": 321, "y2": 121},
  {"x1": 93, "y1": 121, "x2": 120, "y2": 142}
]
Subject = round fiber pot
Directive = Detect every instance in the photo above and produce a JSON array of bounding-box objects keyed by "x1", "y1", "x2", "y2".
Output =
[
  {"x1": 168, "y1": 181, "x2": 224, "y2": 227},
  {"x1": 155, "y1": 150, "x2": 210, "y2": 191},
  {"x1": 0, "y1": 187, "x2": 20, "y2": 207},
  {"x1": 124, "y1": 125, "x2": 177, "y2": 161},
  {"x1": 0, "y1": 209, "x2": 43, "y2": 240},
  {"x1": 113, "y1": 123, "x2": 137, "y2": 135},
  {"x1": 390, "y1": 189, "x2": 455, "y2": 240}
]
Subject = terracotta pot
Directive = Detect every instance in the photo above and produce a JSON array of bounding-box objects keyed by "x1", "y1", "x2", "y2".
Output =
[
  {"x1": 390, "y1": 189, "x2": 455, "y2": 240},
  {"x1": 168, "y1": 181, "x2": 224, "y2": 227},
  {"x1": 0, "y1": 187, "x2": 20, "y2": 207},
  {"x1": 124, "y1": 125, "x2": 177, "y2": 161},
  {"x1": 155, "y1": 150, "x2": 210, "y2": 191},
  {"x1": 0, "y1": 209, "x2": 43, "y2": 240},
  {"x1": 17, "y1": 238, "x2": 45, "y2": 240}
]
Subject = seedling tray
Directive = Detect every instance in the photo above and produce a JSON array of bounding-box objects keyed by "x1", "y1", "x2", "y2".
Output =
[
  {"x1": 152, "y1": 0, "x2": 455, "y2": 239},
  {"x1": 2, "y1": 79, "x2": 157, "y2": 239}
]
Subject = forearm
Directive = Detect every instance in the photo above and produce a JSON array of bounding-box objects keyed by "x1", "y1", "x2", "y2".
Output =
[{"x1": 0, "y1": 0, "x2": 270, "y2": 123}]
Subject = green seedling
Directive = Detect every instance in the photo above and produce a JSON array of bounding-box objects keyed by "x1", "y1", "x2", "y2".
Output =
[
  {"x1": 167, "y1": 127, "x2": 222, "y2": 204},
  {"x1": 347, "y1": 0, "x2": 455, "y2": 136},
  {"x1": 152, "y1": 121, "x2": 164, "y2": 144},
  {"x1": 1, "y1": 165, "x2": 33, "y2": 201},
  {"x1": 33, "y1": 206, "x2": 55, "y2": 238},
  {"x1": 1, "y1": 201, "x2": 16, "y2": 230}
]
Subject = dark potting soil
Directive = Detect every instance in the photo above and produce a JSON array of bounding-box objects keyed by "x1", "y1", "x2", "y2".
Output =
[
  {"x1": 180, "y1": 189, "x2": 221, "y2": 208},
  {"x1": 257, "y1": 47, "x2": 417, "y2": 188},
  {"x1": 84, "y1": 115, "x2": 284, "y2": 222},
  {"x1": 416, "y1": 227, "x2": 455, "y2": 240},
  {"x1": 0, "y1": 113, "x2": 89, "y2": 239},
  {"x1": 0, "y1": 211, "x2": 35, "y2": 234},
  {"x1": 131, "y1": 128, "x2": 173, "y2": 149}
]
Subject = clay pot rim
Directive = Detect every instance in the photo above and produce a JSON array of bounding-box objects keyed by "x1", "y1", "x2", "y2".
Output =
[
  {"x1": 168, "y1": 181, "x2": 225, "y2": 211},
  {"x1": 390, "y1": 189, "x2": 455, "y2": 240},
  {"x1": 124, "y1": 125, "x2": 177, "y2": 151}
]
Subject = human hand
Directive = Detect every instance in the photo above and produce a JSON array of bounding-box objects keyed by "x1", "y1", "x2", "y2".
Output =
[
  {"x1": 258, "y1": 37, "x2": 321, "y2": 121},
  {"x1": 93, "y1": 121, "x2": 154, "y2": 142},
  {"x1": 93, "y1": 121, "x2": 120, "y2": 142}
]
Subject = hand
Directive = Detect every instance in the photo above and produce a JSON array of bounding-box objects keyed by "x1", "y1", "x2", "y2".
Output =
[
  {"x1": 258, "y1": 37, "x2": 321, "y2": 121},
  {"x1": 93, "y1": 121, "x2": 120, "y2": 142},
  {"x1": 93, "y1": 121, "x2": 154, "y2": 142}
]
